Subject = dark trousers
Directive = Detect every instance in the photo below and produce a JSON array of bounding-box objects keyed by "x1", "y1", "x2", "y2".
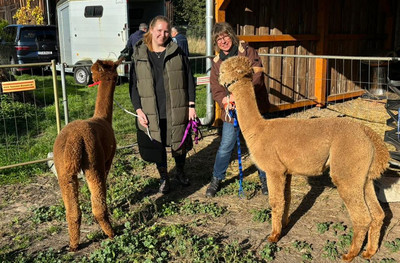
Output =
[{"x1": 156, "y1": 119, "x2": 186, "y2": 169}]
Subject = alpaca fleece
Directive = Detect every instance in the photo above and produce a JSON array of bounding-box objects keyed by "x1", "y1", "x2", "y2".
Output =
[
  {"x1": 53, "y1": 58, "x2": 123, "y2": 251},
  {"x1": 219, "y1": 56, "x2": 389, "y2": 262}
]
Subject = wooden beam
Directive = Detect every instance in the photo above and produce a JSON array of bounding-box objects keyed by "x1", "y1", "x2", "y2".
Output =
[
  {"x1": 215, "y1": 0, "x2": 231, "y2": 23},
  {"x1": 267, "y1": 90, "x2": 366, "y2": 113},
  {"x1": 212, "y1": 102, "x2": 223, "y2": 127},
  {"x1": 239, "y1": 34, "x2": 319, "y2": 43},
  {"x1": 216, "y1": 9, "x2": 226, "y2": 23},
  {"x1": 314, "y1": 58, "x2": 327, "y2": 106},
  {"x1": 268, "y1": 100, "x2": 317, "y2": 112},
  {"x1": 216, "y1": 0, "x2": 231, "y2": 11},
  {"x1": 327, "y1": 90, "x2": 366, "y2": 102}
]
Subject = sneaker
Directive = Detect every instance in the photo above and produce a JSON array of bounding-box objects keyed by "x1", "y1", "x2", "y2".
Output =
[{"x1": 205, "y1": 177, "x2": 221, "y2": 197}]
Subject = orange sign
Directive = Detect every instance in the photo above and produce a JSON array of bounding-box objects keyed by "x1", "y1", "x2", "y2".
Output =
[
  {"x1": 196, "y1": 76, "x2": 210, "y2": 85},
  {"x1": 1, "y1": 80, "x2": 36, "y2": 93}
]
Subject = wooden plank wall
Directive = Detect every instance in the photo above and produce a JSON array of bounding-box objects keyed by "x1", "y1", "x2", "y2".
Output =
[
  {"x1": 220, "y1": 0, "x2": 395, "y2": 109},
  {"x1": 0, "y1": 0, "x2": 47, "y2": 23},
  {"x1": 225, "y1": 0, "x2": 318, "y2": 107}
]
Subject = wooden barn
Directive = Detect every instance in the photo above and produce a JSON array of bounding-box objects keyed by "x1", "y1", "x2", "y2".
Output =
[{"x1": 215, "y1": 0, "x2": 400, "y2": 111}]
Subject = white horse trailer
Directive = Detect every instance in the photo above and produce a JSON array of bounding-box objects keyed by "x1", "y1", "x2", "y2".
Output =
[{"x1": 56, "y1": 0, "x2": 165, "y2": 85}]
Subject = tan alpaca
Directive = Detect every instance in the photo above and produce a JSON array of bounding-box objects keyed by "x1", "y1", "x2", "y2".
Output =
[
  {"x1": 53, "y1": 58, "x2": 123, "y2": 251},
  {"x1": 219, "y1": 56, "x2": 389, "y2": 262}
]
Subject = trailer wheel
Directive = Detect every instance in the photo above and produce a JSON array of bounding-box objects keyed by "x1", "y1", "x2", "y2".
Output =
[{"x1": 74, "y1": 67, "x2": 91, "y2": 85}]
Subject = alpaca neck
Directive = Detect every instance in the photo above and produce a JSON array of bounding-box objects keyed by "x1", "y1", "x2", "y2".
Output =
[
  {"x1": 93, "y1": 79, "x2": 115, "y2": 123},
  {"x1": 232, "y1": 80, "x2": 265, "y2": 134}
]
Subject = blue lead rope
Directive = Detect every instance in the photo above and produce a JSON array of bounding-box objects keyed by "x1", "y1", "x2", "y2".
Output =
[
  {"x1": 230, "y1": 109, "x2": 245, "y2": 198},
  {"x1": 398, "y1": 107, "x2": 400, "y2": 140}
]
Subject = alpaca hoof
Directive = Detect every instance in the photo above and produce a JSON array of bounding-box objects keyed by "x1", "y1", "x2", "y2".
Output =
[
  {"x1": 267, "y1": 234, "x2": 279, "y2": 243},
  {"x1": 361, "y1": 250, "x2": 374, "y2": 260},
  {"x1": 342, "y1": 253, "x2": 355, "y2": 262},
  {"x1": 69, "y1": 246, "x2": 78, "y2": 252}
]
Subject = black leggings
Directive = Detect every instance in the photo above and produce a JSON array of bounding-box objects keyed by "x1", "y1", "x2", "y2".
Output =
[{"x1": 156, "y1": 119, "x2": 185, "y2": 169}]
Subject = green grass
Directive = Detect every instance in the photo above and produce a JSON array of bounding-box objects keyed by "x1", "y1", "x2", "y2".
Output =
[
  {"x1": 384, "y1": 238, "x2": 400, "y2": 253},
  {"x1": 160, "y1": 199, "x2": 226, "y2": 217},
  {"x1": 217, "y1": 179, "x2": 260, "y2": 197},
  {"x1": 0, "y1": 223, "x2": 264, "y2": 263},
  {"x1": 250, "y1": 208, "x2": 272, "y2": 223}
]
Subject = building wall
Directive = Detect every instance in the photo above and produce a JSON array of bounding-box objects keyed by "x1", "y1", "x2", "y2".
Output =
[{"x1": 216, "y1": 0, "x2": 398, "y2": 108}]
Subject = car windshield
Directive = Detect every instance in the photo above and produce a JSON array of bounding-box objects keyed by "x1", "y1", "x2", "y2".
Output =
[{"x1": 20, "y1": 28, "x2": 56, "y2": 42}]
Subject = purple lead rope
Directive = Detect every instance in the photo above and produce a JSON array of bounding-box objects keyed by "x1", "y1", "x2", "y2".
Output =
[{"x1": 178, "y1": 119, "x2": 203, "y2": 149}]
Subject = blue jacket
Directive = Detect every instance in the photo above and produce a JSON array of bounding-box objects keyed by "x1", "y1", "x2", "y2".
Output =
[
  {"x1": 173, "y1": 33, "x2": 189, "y2": 57},
  {"x1": 127, "y1": 30, "x2": 146, "y2": 48}
]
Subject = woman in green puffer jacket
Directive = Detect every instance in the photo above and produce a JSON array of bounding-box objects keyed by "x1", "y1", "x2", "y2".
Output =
[{"x1": 129, "y1": 15, "x2": 197, "y2": 194}]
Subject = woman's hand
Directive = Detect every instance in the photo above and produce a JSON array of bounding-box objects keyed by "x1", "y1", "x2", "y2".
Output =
[
  {"x1": 136, "y1": 109, "x2": 149, "y2": 128},
  {"x1": 189, "y1": 108, "x2": 197, "y2": 120},
  {"x1": 222, "y1": 94, "x2": 235, "y2": 110}
]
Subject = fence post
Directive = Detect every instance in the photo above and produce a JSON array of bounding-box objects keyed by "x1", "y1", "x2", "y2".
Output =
[
  {"x1": 51, "y1": 59, "x2": 61, "y2": 134},
  {"x1": 314, "y1": 58, "x2": 327, "y2": 107},
  {"x1": 60, "y1": 63, "x2": 69, "y2": 124}
]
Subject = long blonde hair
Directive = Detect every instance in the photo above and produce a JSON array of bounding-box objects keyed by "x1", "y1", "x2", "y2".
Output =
[
  {"x1": 143, "y1": 15, "x2": 171, "y2": 52},
  {"x1": 212, "y1": 22, "x2": 239, "y2": 52}
]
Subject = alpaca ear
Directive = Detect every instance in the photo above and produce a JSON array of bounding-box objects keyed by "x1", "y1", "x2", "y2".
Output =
[
  {"x1": 91, "y1": 60, "x2": 100, "y2": 74},
  {"x1": 97, "y1": 61, "x2": 105, "y2": 72}
]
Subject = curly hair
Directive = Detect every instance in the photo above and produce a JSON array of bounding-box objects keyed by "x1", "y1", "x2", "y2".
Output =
[{"x1": 212, "y1": 22, "x2": 239, "y2": 52}]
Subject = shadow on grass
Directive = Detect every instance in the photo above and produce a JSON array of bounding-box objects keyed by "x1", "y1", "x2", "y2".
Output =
[{"x1": 281, "y1": 171, "x2": 334, "y2": 238}]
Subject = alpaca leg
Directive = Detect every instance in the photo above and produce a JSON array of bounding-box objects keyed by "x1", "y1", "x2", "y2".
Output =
[
  {"x1": 104, "y1": 149, "x2": 115, "y2": 176},
  {"x1": 104, "y1": 158, "x2": 113, "y2": 178},
  {"x1": 85, "y1": 170, "x2": 114, "y2": 239},
  {"x1": 283, "y1": 174, "x2": 292, "y2": 227},
  {"x1": 336, "y1": 183, "x2": 371, "y2": 262},
  {"x1": 266, "y1": 172, "x2": 287, "y2": 243},
  {"x1": 58, "y1": 173, "x2": 81, "y2": 251},
  {"x1": 362, "y1": 179, "x2": 385, "y2": 259}
]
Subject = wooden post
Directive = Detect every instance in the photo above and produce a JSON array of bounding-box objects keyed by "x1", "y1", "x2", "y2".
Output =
[
  {"x1": 215, "y1": 0, "x2": 231, "y2": 23},
  {"x1": 213, "y1": 0, "x2": 231, "y2": 127},
  {"x1": 316, "y1": 0, "x2": 327, "y2": 55},
  {"x1": 315, "y1": 58, "x2": 327, "y2": 107},
  {"x1": 315, "y1": 0, "x2": 328, "y2": 108}
]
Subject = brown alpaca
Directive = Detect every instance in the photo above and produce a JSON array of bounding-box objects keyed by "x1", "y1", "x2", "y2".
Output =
[
  {"x1": 53, "y1": 58, "x2": 123, "y2": 251},
  {"x1": 219, "y1": 56, "x2": 389, "y2": 262}
]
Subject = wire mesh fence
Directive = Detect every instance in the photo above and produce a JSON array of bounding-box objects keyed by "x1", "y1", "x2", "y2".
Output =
[
  {"x1": 1, "y1": 54, "x2": 398, "y2": 171},
  {"x1": 0, "y1": 61, "x2": 58, "y2": 170},
  {"x1": 259, "y1": 53, "x2": 398, "y2": 111}
]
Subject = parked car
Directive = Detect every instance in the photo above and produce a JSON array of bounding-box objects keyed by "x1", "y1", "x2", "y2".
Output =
[{"x1": 0, "y1": 24, "x2": 59, "y2": 73}]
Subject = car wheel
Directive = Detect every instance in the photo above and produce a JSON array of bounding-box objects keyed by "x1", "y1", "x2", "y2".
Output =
[
  {"x1": 10, "y1": 57, "x2": 17, "y2": 75},
  {"x1": 74, "y1": 67, "x2": 91, "y2": 85}
]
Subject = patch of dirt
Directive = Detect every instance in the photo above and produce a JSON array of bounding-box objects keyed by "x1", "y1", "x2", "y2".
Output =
[{"x1": 0, "y1": 97, "x2": 399, "y2": 262}]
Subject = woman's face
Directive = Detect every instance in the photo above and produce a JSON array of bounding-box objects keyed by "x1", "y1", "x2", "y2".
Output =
[
  {"x1": 216, "y1": 33, "x2": 233, "y2": 53},
  {"x1": 150, "y1": 20, "x2": 170, "y2": 46}
]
